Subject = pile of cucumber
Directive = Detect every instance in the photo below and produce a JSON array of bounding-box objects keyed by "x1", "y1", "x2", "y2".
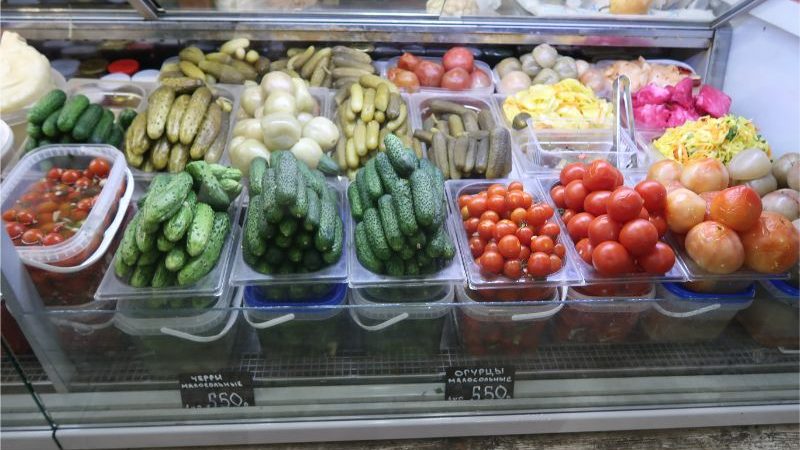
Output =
[
  {"x1": 24, "y1": 89, "x2": 135, "y2": 153},
  {"x1": 242, "y1": 151, "x2": 344, "y2": 275},
  {"x1": 114, "y1": 162, "x2": 243, "y2": 288},
  {"x1": 125, "y1": 84, "x2": 232, "y2": 173},
  {"x1": 413, "y1": 100, "x2": 512, "y2": 180},
  {"x1": 271, "y1": 45, "x2": 376, "y2": 89},
  {"x1": 163, "y1": 38, "x2": 270, "y2": 85},
  {"x1": 349, "y1": 133, "x2": 455, "y2": 276}
]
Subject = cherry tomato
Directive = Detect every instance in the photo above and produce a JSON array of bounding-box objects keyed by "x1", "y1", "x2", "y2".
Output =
[
  {"x1": 487, "y1": 184, "x2": 507, "y2": 197},
  {"x1": 638, "y1": 241, "x2": 676, "y2": 274},
  {"x1": 505, "y1": 191, "x2": 525, "y2": 211},
  {"x1": 531, "y1": 235, "x2": 555, "y2": 254},
  {"x1": 480, "y1": 250, "x2": 504, "y2": 274},
  {"x1": 484, "y1": 241, "x2": 499, "y2": 253},
  {"x1": 398, "y1": 52, "x2": 422, "y2": 71},
  {"x1": 564, "y1": 180, "x2": 589, "y2": 212},
  {"x1": 88, "y1": 158, "x2": 111, "y2": 178},
  {"x1": 42, "y1": 233, "x2": 65, "y2": 246},
  {"x1": 592, "y1": 241, "x2": 634, "y2": 276},
  {"x1": 503, "y1": 259, "x2": 523, "y2": 279},
  {"x1": 526, "y1": 205, "x2": 549, "y2": 228},
  {"x1": 467, "y1": 196, "x2": 488, "y2": 218},
  {"x1": 21, "y1": 228, "x2": 44, "y2": 245},
  {"x1": 477, "y1": 220, "x2": 496, "y2": 241},
  {"x1": 567, "y1": 212, "x2": 595, "y2": 242},
  {"x1": 587, "y1": 214, "x2": 622, "y2": 246},
  {"x1": 509, "y1": 207, "x2": 527, "y2": 226},
  {"x1": 36, "y1": 212, "x2": 54, "y2": 224},
  {"x1": 20, "y1": 192, "x2": 39, "y2": 204},
  {"x1": 414, "y1": 60, "x2": 445, "y2": 87},
  {"x1": 638, "y1": 207, "x2": 650, "y2": 220},
  {"x1": 61, "y1": 170, "x2": 80, "y2": 185},
  {"x1": 70, "y1": 209, "x2": 88, "y2": 221},
  {"x1": 618, "y1": 219, "x2": 659, "y2": 256},
  {"x1": 583, "y1": 160, "x2": 622, "y2": 192},
  {"x1": 2, "y1": 209, "x2": 17, "y2": 221},
  {"x1": 458, "y1": 194, "x2": 473, "y2": 208},
  {"x1": 583, "y1": 190, "x2": 611, "y2": 216},
  {"x1": 469, "y1": 236, "x2": 486, "y2": 258},
  {"x1": 443, "y1": 47, "x2": 474, "y2": 72},
  {"x1": 607, "y1": 187, "x2": 644, "y2": 223},
  {"x1": 470, "y1": 70, "x2": 492, "y2": 89},
  {"x1": 649, "y1": 213, "x2": 668, "y2": 237},
  {"x1": 494, "y1": 220, "x2": 518, "y2": 241},
  {"x1": 5, "y1": 222, "x2": 25, "y2": 239},
  {"x1": 487, "y1": 195, "x2": 506, "y2": 215},
  {"x1": 16, "y1": 210, "x2": 35, "y2": 225},
  {"x1": 520, "y1": 192, "x2": 533, "y2": 209},
  {"x1": 36, "y1": 201, "x2": 59, "y2": 214},
  {"x1": 575, "y1": 238, "x2": 594, "y2": 264},
  {"x1": 480, "y1": 210, "x2": 500, "y2": 223},
  {"x1": 550, "y1": 185, "x2": 566, "y2": 209},
  {"x1": 549, "y1": 254, "x2": 563, "y2": 273},
  {"x1": 507, "y1": 181, "x2": 524, "y2": 192},
  {"x1": 47, "y1": 168, "x2": 64, "y2": 180},
  {"x1": 560, "y1": 163, "x2": 587, "y2": 186},
  {"x1": 518, "y1": 246, "x2": 531, "y2": 263},
  {"x1": 388, "y1": 68, "x2": 421, "y2": 91},
  {"x1": 554, "y1": 243, "x2": 566, "y2": 258},
  {"x1": 441, "y1": 68, "x2": 472, "y2": 91},
  {"x1": 561, "y1": 209, "x2": 576, "y2": 224},
  {"x1": 464, "y1": 217, "x2": 480, "y2": 234},
  {"x1": 635, "y1": 180, "x2": 667, "y2": 213},
  {"x1": 498, "y1": 235, "x2": 521, "y2": 259},
  {"x1": 515, "y1": 226, "x2": 534, "y2": 245},
  {"x1": 541, "y1": 204, "x2": 554, "y2": 219},
  {"x1": 527, "y1": 252, "x2": 552, "y2": 278},
  {"x1": 539, "y1": 222, "x2": 561, "y2": 239}
]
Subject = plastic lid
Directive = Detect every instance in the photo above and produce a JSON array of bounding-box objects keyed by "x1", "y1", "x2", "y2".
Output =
[
  {"x1": 350, "y1": 284, "x2": 453, "y2": 321},
  {"x1": 760, "y1": 280, "x2": 799, "y2": 304},
  {"x1": 565, "y1": 286, "x2": 655, "y2": 313},
  {"x1": 661, "y1": 282, "x2": 755, "y2": 302},
  {"x1": 100, "y1": 73, "x2": 131, "y2": 82},
  {"x1": 79, "y1": 58, "x2": 108, "y2": 76},
  {"x1": 0, "y1": 119, "x2": 12, "y2": 161},
  {"x1": 0, "y1": 145, "x2": 128, "y2": 265},
  {"x1": 108, "y1": 59, "x2": 140, "y2": 75},
  {"x1": 244, "y1": 284, "x2": 347, "y2": 322},
  {"x1": 50, "y1": 59, "x2": 80, "y2": 79},
  {"x1": 457, "y1": 284, "x2": 563, "y2": 322}
]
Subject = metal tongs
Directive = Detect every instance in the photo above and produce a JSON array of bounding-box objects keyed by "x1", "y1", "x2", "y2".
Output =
[{"x1": 612, "y1": 75, "x2": 636, "y2": 155}]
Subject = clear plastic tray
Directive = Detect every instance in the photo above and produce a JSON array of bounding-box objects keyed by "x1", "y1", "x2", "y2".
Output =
[
  {"x1": 535, "y1": 173, "x2": 691, "y2": 286},
  {"x1": 380, "y1": 56, "x2": 494, "y2": 95},
  {"x1": 94, "y1": 192, "x2": 243, "y2": 301},
  {"x1": 445, "y1": 178, "x2": 581, "y2": 290},
  {"x1": 515, "y1": 128, "x2": 639, "y2": 174},
  {"x1": 1, "y1": 144, "x2": 130, "y2": 266},
  {"x1": 229, "y1": 179, "x2": 349, "y2": 287},
  {"x1": 494, "y1": 93, "x2": 614, "y2": 132}
]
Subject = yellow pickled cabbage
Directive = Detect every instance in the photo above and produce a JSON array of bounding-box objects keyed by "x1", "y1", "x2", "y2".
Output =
[
  {"x1": 502, "y1": 78, "x2": 612, "y2": 129},
  {"x1": 0, "y1": 32, "x2": 54, "y2": 114},
  {"x1": 652, "y1": 115, "x2": 770, "y2": 165}
]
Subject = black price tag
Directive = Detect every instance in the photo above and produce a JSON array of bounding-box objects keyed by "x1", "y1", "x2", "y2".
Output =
[
  {"x1": 178, "y1": 371, "x2": 255, "y2": 409},
  {"x1": 444, "y1": 366, "x2": 515, "y2": 401}
]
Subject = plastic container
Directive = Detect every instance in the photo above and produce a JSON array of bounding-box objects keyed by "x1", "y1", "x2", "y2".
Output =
[
  {"x1": 0, "y1": 145, "x2": 133, "y2": 308},
  {"x1": 94, "y1": 191, "x2": 243, "y2": 303},
  {"x1": 445, "y1": 178, "x2": 580, "y2": 290},
  {"x1": 455, "y1": 284, "x2": 562, "y2": 356},
  {"x1": 494, "y1": 93, "x2": 614, "y2": 132},
  {"x1": 114, "y1": 282, "x2": 240, "y2": 376},
  {"x1": 737, "y1": 281, "x2": 799, "y2": 349},
  {"x1": 243, "y1": 283, "x2": 349, "y2": 358},
  {"x1": 229, "y1": 179, "x2": 348, "y2": 290},
  {"x1": 350, "y1": 284, "x2": 453, "y2": 356},
  {"x1": 0, "y1": 119, "x2": 14, "y2": 170},
  {"x1": 515, "y1": 128, "x2": 639, "y2": 174},
  {"x1": 556, "y1": 284, "x2": 655, "y2": 344},
  {"x1": 380, "y1": 56, "x2": 494, "y2": 95},
  {"x1": 642, "y1": 282, "x2": 754, "y2": 343}
]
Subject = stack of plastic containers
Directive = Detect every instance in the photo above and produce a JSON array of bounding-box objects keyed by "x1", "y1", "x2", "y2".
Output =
[
  {"x1": 737, "y1": 280, "x2": 799, "y2": 349},
  {"x1": 556, "y1": 284, "x2": 654, "y2": 343}
]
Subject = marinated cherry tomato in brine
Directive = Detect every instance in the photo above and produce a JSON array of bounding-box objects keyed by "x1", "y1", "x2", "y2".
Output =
[{"x1": 2, "y1": 158, "x2": 111, "y2": 246}]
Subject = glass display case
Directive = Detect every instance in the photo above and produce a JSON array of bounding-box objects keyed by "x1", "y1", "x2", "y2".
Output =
[{"x1": 2, "y1": 1, "x2": 798, "y2": 448}]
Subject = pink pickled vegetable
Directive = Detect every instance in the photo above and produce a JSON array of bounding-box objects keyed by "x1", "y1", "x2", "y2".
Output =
[
  {"x1": 633, "y1": 84, "x2": 671, "y2": 107},
  {"x1": 670, "y1": 78, "x2": 694, "y2": 109},
  {"x1": 695, "y1": 85, "x2": 732, "y2": 118},
  {"x1": 632, "y1": 77, "x2": 731, "y2": 129},
  {"x1": 634, "y1": 104, "x2": 669, "y2": 128}
]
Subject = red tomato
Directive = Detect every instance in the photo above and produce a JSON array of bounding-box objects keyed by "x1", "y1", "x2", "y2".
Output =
[
  {"x1": 61, "y1": 170, "x2": 80, "y2": 185},
  {"x1": 505, "y1": 192, "x2": 525, "y2": 211},
  {"x1": 480, "y1": 251, "x2": 504, "y2": 274},
  {"x1": 520, "y1": 192, "x2": 533, "y2": 209},
  {"x1": 42, "y1": 233, "x2": 65, "y2": 246},
  {"x1": 76, "y1": 198, "x2": 94, "y2": 211},
  {"x1": 470, "y1": 70, "x2": 492, "y2": 89},
  {"x1": 592, "y1": 241, "x2": 634, "y2": 276},
  {"x1": 442, "y1": 47, "x2": 474, "y2": 72},
  {"x1": 458, "y1": 194, "x2": 472, "y2": 208},
  {"x1": 618, "y1": 219, "x2": 659, "y2": 256},
  {"x1": 527, "y1": 252, "x2": 552, "y2": 277},
  {"x1": 487, "y1": 184, "x2": 506, "y2": 197},
  {"x1": 567, "y1": 212, "x2": 595, "y2": 242},
  {"x1": 638, "y1": 241, "x2": 676, "y2": 274},
  {"x1": 16, "y1": 211, "x2": 34, "y2": 225},
  {"x1": 649, "y1": 213, "x2": 668, "y2": 237},
  {"x1": 390, "y1": 68, "x2": 420, "y2": 91},
  {"x1": 635, "y1": 180, "x2": 667, "y2": 213},
  {"x1": 70, "y1": 209, "x2": 88, "y2": 221},
  {"x1": 575, "y1": 238, "x2": 594, "y2": 264},
  {"x1": 518, "y1": 246, "x2": 531, "y2": 263},
  {"x1": 464, "y1": 217, "x2": 480, "y2": 234},
  {"x1": 5, "y1": 222, "x2": 25, "y2": 239},
  {"x1": 607, "y1": 187, "x2": 644, "y2": 223},
  {"x1": 710, "y1": 185, "x2": 763, "y2": 232},
  {"x1": 469, "y1": 236, "x2": 486, "y2": 258},
  {"x1": 494, "y1": 220, "x2": 518, "y2": 241},
  {"x1": 88, "y1": 158, "x2": 111, "y2": 178},
  {"x1": 487, "y1": 195, "x2": 507, "y2": 215},
  {"x1": 583, "y1": 190, "x2": 611, "y2": 216},
  {"x1": 484, "y1": 241, "x2": 499, "y2": 253},
  {"x1": 467, "y1": 196, "x2": 488, "y2": 217},
  {"x1": 638, "y1": 207, "x2": 650, "y2": 220},
  {"x1": 526, "y1": 205, "x2": 549, "y2": 228},
  {"x1": 583, "y1": 160, "x2": 622, "y2": 192},
  {"x1": 559, "y1": 163, "x2": 587, "y2": 186},
  {"x1": 531, "y1": 235, "x2": 555, "y2": 254},
  {"x1": 498, "y1": 235, "x2": 521, "y2": 259},
  {"x1": 587, "y1": 214, "x2": 621, "y2": 246},
  {"x1": 398, "y1": 52, "x2": 422, "y2": 71},
  {"x1": 549, "y1": 254, "x2": 562, "y2": 273},
  {"x1": 554, "y1": 243, "x2": 566, "y2": 258},
  {"x1": 414, "y1": 61, "x2": 444, "y2": 87},
  {"x1": 2, "y1": 209, "x2": 17, "y2": 221},
  {"x1": 480, "y1": 210, "x2": 500, "y2": 223},
  {"x1": 539, "y1": 222, "x2": 561, "y2": 239},
  {"x1": 503, "y1": 259, "x2": 523, "y2": 279},
  {"x1": 509, "y1": 207, "x2": 527, "y2": 226},
  {"x1": 564, "y1": 180, "x2": 589, "y2": 212},
  {"x1": 477, "y1": 220, "x2": 495, "y2": 241},
  {"x1": 441, "y1": 68, "x2": 472, "y2": 91},
  {"x1": 516, "y1": 226, "x2": 534, "y2": 245},
  {"x1": 21, "y1": 228, "x2": 44, "y2": 245},
  {"x1": 561, "y1": 209, "x2": 576, "y2": 224},
  {"x1": 550, "y1": 185, "x2": 566, "y2": 208},
  {"x1": 47, "y1": 168, "x2": 64, "y2": 180}
]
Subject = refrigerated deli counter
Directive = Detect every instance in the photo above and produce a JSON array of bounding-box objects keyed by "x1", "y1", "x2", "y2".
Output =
[{"x1": 1, "y1": 1, "x2": 799, "y2": 448}]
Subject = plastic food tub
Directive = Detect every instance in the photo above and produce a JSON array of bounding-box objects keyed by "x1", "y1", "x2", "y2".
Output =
[
  {"x1": 642, "y1": 282, "x2": 755, "y2": 343},
  {"x1": 380, "y1": 56, "x2": 494, "y2": 95},
  {"x1": 737, "y1": 281, "x2": 799, "y2": 349},
  {"x1": 113, "y1": 282, "x2": 241, "y2": 377},
  {"x1": 0, "y1": 145, "x2": 133, "y2": 308},
  {"x1": 455, "y1": 284, "x2": 562, "y2": 356},
  {"x1": 556, "y1": 284, "x2": 655, "y2": 344},
  {"x1": 514, "y1": 128, "x2": 639, "y2": 174},
  {"x1": 350, "y1": 284, "x2": 453, "y2": 356},
  {"x1": 243, "y1": 283, "x2": 349, "y2": 358}
]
